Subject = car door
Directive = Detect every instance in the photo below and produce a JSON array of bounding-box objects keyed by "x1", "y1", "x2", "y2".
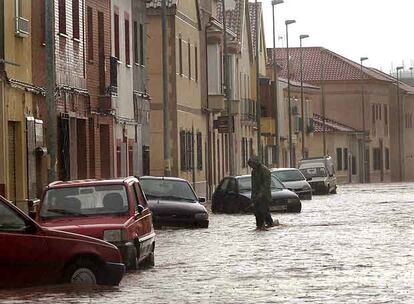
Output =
[
  {"x1": 130, "y1": 182, "x2": 154, "y2": 261},
  {"x1": 0, "y1": 199, "x2": 51, "y2": 288},
  {"x1": 223, "y1": 178, "x2": 239, "y2": 213},
  {"x1": 212, "y1": 179, "x2": 229, "y2": 212}
]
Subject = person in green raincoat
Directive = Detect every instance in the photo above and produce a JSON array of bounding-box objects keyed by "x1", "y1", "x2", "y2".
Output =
[{"x1": 248, "y1": 155, "x2": 274, "y2": 230}]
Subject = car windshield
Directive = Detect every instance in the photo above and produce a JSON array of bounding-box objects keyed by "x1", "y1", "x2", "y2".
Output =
[
  {"x1": 272, "y1": 169, "x2": 305, "y2": 182},
  {"x1": 140, "y1": 179, "x2": 197, "y2": 202},
  {"x1": 237, "y1": 176, "x2": 284, "y2": 193},
  {"x1": 40, "y1": 185, "x2": 129, "y2": 218},
  {"x1": 300, "y1": 167, "x2": 327, "y2": 178}
]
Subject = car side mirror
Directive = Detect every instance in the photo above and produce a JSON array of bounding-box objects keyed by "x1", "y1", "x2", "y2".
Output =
[
  {"x1": 306, "y1": 177, "x2": 312, "y2": 181},
  {"x1": 137, "y1": 205, "x2": 145, "y2": 214},
  {"x1": 25, "y1": 223, "x2": 38, "y2": 234},
  {"x1": 198, "y1": 197, "x2": 206, "y2": 203},
  {"x1": 228, "y1": 190, "x2": 236, "y2": 195}
]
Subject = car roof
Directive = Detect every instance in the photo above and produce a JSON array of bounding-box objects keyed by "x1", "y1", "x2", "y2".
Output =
[
  {"x1": 270, "y1": 168, "x2": 300, "y2": 172},
  {"x1": 47, "y1": 176, "x2": 139, "y2": 189},
  {"x1": 139, "y1": 176, "x2": 189, "y2": 183}
]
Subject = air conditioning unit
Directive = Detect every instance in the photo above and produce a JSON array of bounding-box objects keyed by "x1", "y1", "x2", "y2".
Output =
[{"x1": 15, "y1": 17, "x2": 30, "y2": 38}]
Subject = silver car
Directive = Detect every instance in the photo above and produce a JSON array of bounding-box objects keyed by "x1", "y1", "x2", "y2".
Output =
[{"x1": 270, "y1": 168, "x2": 312, "y2": 200}]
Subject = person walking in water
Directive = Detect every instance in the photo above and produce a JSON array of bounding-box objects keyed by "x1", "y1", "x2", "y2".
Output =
[{"x1": 247, "y1": 155, "x2": 274, "y2": 230}]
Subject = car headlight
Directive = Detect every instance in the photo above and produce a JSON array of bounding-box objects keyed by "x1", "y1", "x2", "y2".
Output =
[
  {"x1": 287, "y1": 198, "x2": 300, "y2": 204},
  {"x1": 103, "y1": 229, "x2": 127, "y2": 242},
  {"x1": 194, "y1": 212, "x2": 208, "y2": 220}
]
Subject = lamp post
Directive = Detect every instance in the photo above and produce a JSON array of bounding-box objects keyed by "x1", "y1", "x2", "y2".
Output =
[
  {"x1": 255, "y1": 0, "x2": 262, "y2": 161},
  {"x1": 299, "y1": 34, "x2": 309, "y2": 160},
  {"x1": 396, "y1": 66, "x2": 404, "y2": 181},
  {"x1": 285, "y1": 19, "x2": 296, "y2": 167},
  {"x1": 161, "y1": 0, "x2": 171, "y2": 176},
  {"x1": 271, "y1": 0, "x2": 284, "y2": 167},
  {"x1": 360, "y1": 56, "x2": 368, "y2": 183},
  {"x1": 271, "y1": 0, "x2": 283, "y2": 167}
]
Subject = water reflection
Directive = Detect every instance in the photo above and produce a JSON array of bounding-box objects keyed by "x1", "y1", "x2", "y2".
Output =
[{"x1": 1, "y1": 183, "x2": 414, "y2": 303}]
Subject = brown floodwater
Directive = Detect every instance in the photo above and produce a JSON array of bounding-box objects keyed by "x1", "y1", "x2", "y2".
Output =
[{"x1": 1, "y1": 183, "x2": 413, "y2": 303}]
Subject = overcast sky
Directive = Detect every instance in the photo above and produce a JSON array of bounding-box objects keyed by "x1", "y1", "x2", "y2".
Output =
[{"x1": 261, "y1": 0, "x2": 413, "y2": 74}]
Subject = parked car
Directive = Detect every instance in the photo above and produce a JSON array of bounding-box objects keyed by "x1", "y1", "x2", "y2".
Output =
[
  {"x1": 36, "y1": 177, "x2": 156, "y2": 270},
  {"x1": 0, "y1": 196, "x2": 125, "y2": 288},
  {"x1": 212, "y1": 175, "x2": 301, "y2": 214},
  {"x1": 139, "y1": 176, "x2": 209, "y2": 228},
  {"x1": 270, "y1": 168, "x2": 312, "y2": 200},
  {"x1": 298, "y1": 156, "x2": 337, "y2": 194}
]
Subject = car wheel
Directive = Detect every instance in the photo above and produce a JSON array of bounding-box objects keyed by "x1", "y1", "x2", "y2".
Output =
[
  {"x1": 326, "y1": 185, "x2": 331, "y2": 195},
  {"x1": 140, "y1": 244, "x2": 155, "y2": 268},
  {"x1": 128, "y1": 246, "x2": 139, "y2": 270},
  {"x1": 332, "y1": 186, "x2": 337, "y2": 194},
  {"x1": 64, "y1": 258, "x2": 98, "y2": 285},
  {"x1": 199, "y1": 221, "x2": 209, "y2": 228}
]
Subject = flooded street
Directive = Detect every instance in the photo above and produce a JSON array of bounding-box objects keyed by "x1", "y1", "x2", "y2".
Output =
[{"x1": 1, "y1": 183, "x2": 413, "y2": 303}]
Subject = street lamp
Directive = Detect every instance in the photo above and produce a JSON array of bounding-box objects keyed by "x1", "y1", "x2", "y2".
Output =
[
  {"x1": 285, "y1": 19, "x2": 296, "y2": 167},
  {"x1": 360, "y1": 56, "x2": 368, "y2": 183},
  {"x1": 299, "y1": 34, "x2": 309, "y2": 160},
  {"x1": 396, "y1": 66, "x2": 404, "y2": 181},
  {"x1": 271, "y1": 0, "x2": 284, "y2": 167}
]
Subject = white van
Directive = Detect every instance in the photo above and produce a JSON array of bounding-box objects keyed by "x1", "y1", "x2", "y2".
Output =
[{"x1": 298, "y1": 156, "x2": 337, "y2": 194}]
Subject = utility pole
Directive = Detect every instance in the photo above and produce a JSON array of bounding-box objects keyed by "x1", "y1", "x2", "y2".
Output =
[
  {"x1": 300, "y1": 34, "x2": 309, "y2": 160},
  {"x1": 320, "y1": 49, "x2": 327, "y2": 156},
  {"x1": 272, "y1": 0, "x2": 283, "y2": 167},
  {"x1": 396, "y1": 66, "x2": 404, "y2": 181},
  {"x1": 221, "y1": 0, "x2": 234, "y2": 175},
  {"x1": 161, "y1": 0, "x2": 171, "y2": 176},
  {"x1": 360, "y1": 57, "x2": 368, "y2": 183},
  {"x1": 45, "y1": 0, "x2": 57, "y2": 182},
  {"x1": 285, "y1": 20, "x2": 296, "y2": 166},
  {"x1": 255, "y1": 0, "x2": 262, "y2": 161}
]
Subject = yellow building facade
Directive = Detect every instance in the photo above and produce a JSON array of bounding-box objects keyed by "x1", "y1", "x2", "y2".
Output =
[{"x1": 0, "y1": 0, "x2": 40, "y2": 211}]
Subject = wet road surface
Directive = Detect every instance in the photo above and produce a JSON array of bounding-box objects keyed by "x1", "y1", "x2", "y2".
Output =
[{"x1": 1, "y1": 183, "x2": 413, "y2": 303}]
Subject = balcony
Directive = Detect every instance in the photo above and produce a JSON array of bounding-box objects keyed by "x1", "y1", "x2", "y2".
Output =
[
  {"x1": 98, "y1": 95, "x2": 114, "y2": 113},
  {"x1": 208, "y1": 94, "x2": 225, "y2": 113},
  {"x1": 261, "y1": 117, "x2": 275, "y2": 135},
  {"x1": 226, "y1": 99, "x2": 240, "y2": 116}
]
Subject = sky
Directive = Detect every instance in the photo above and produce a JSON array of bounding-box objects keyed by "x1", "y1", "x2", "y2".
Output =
[{"x1": 262, "y1": 0, "x2": 414, "y2": 74}]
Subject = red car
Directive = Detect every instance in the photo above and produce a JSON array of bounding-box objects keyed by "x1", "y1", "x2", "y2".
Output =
[
  {"x1": 36, "y1": 177, "x2": 156, "y2": 270},
  {"x1": 0, "y1": 196, "x2": 125, "y2": 289}
]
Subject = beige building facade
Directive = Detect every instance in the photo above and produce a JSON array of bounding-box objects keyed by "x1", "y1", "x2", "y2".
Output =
[{"x1": 147, "y1": 0, "x2": 207, "y2": 195}]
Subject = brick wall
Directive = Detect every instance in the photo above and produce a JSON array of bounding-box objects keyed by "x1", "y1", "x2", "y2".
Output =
[{"x1": 86, "y1": 0, "x2": 114, "y2": 178}]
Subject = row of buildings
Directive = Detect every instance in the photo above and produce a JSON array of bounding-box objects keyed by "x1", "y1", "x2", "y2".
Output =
[{"x1": 1, "y1": 0, "x2": 414, "y2": 210}]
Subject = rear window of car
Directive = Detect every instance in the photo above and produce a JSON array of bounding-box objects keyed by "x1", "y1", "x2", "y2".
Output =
[
  {"x1": 272, "y1": 169, "x2": 305, "y2": 182},
  {"x1": 40, "y1": 184, "x2": 129, "y2": 218}
]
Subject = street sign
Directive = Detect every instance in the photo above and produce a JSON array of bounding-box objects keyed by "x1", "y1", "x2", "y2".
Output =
[{"x1": 213, "y1": 116, "x2": 234, "y2": 133}]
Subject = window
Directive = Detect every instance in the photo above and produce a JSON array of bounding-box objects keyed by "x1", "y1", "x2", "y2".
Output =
[
  {"x1": 241, "y1": 137, "x2": 246, "y2": 168},
  {"x1": 58, "y1": 0, "x2": 66, "y2": 34},
  {"x1": 352, "y1": 156, "x2": 357, "y2": 175},
  {"x1": 114, "y1": 12, "x2": 120, "y2": 59},
  {"x1": 0, "y1": 202, "x2": 26, "y2": 232},
  {"x1": 180, "y1": 130, "x2": 187, "y2": 171},
  {"x1": 188, "y1": 42, "x2": 191, "y2": 79},
  {"x1": 98, "y1": 11, "x2": 105, "y2": 94},
  {"x1": 72, "y1": 0, "x2": 80, "y2": 39},
  {"x1": 195, "y1": 46, "x2": 198, "y2": 82},
  {"x1": 197, "y1": 132, "x2": 202, "y2": 170},
  {"x1": 125, "y1": 17, "x2": 130, "y2": 65},
  {"x1": 178, "y1": 37, "x2": 183, "y2": 75},
  {"x1": 336, "y1": 148, "x2": 343, "y2": 171},
  {"x1": 40, "y1": 0, "x2": 45, "y2": 43},
  {"x1": 87, "y1": 7, "x2": 93, "y2": 61},
  {"x1": 343, "y1": 148, "x2": 348, "y2": 171},
  {"x1": 384, "y1": 105, "x2": 388, "y2": 125},
  {"x1": 385, "y1": 148, "x2": 390, "y2": 170},
  {"x1": 139, "y1": 24, "x2": 144, "y2": 66},
  {"x1": 405, "y1": 113, "x2": 412, "y2": 129},
  {"x1": 373, "y1": 148, "x2": 381, "y2": 170},
  {"x1": 372, "y1": 104, "x2": 375, "y2": 124},
  {"x1": 134, "y1": 21, "x2": 138, "y2": 64}
]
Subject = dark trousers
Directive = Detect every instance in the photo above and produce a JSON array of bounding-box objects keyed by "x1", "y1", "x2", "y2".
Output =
[{"x1": 254, "y1": 199, "x2": 273, "y2": 228}]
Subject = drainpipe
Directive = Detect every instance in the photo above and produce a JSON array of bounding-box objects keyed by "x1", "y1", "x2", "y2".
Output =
[{"x1": 205, "y1": 21, "x2": 212, "y2": 199}]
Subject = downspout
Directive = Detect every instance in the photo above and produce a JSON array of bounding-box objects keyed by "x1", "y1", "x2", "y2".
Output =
[{"x1": 205, "y1": 21, "x2": 212, "y2": 199}]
